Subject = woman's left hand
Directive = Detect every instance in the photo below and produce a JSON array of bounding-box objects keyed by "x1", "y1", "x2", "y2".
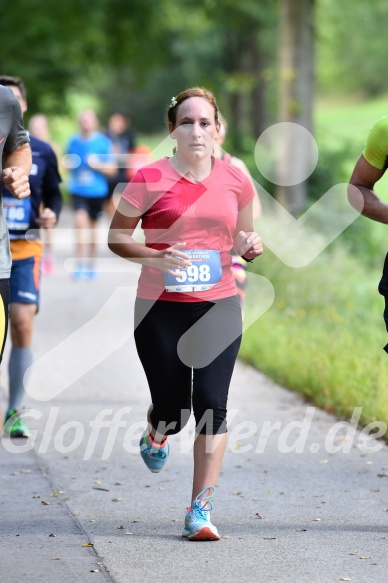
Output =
[{"x1": 235, "y1": 231, "x2": 263, "y2": 260}]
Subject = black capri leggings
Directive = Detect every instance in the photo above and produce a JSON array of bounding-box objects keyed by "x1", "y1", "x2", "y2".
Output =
[
  {"x1": 0, "y1": 278, "x2": 9, "y2": 363},
  {"x1": 134, "y1": 295, "x2": 242, "y2": 435}
]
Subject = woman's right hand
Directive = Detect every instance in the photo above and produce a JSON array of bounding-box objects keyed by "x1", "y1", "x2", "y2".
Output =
[{"x1": 150, "y1": 242, "x2": 192, "y2": 275}]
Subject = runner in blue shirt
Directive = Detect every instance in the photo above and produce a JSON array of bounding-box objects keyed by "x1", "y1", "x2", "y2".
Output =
[{"x1": 66, "y1": 109, "x2": 116, "y2": 279}]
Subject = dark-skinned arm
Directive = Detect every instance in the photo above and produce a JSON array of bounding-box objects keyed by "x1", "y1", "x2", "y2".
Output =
[{"x1": 348, "y1": 154, "x2": 388, "y2": 223}]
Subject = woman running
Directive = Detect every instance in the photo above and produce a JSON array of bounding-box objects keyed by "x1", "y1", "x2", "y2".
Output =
[{"x1": 108, "y1": 87, "x2": 263, "y2": 541}]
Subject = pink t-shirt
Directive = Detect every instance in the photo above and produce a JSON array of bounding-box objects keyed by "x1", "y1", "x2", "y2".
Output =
[{"x1": 121, "y1": 157, "x2": 255, "y2": 302}]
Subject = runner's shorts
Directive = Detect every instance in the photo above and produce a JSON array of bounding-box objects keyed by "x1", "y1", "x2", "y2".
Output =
[
  {"x1": 71, "y1": 194, "x2": 105, "y2": 221},
  {"x1": 10, "y1": 256, "x2": 42, "y2": 306}
]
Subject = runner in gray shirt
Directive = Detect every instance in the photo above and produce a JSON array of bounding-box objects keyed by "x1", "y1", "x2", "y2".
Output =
[{"x1": 0, "y1": 84, "x2": 31, "y2": 424}]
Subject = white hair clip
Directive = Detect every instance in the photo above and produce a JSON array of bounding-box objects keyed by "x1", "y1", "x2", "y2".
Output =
[{"x1": 170, "y1": 96, "x2": 178, "y2": 108}]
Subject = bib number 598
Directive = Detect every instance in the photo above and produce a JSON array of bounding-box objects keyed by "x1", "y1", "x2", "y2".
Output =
[{"x1": 175, "y1": 264, "x2": 211, "y2": 283}]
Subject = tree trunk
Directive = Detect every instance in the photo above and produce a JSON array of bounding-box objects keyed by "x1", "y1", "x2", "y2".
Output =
[
  {"x1": 250, "y1": 33, "x2": 267, "y2": 139},
  {"x1": 276, "y1": 0, "x2": 315, "y2": 214},
  {"x1": 229, "y1": 91, "x2": 245, "y2": 151}
]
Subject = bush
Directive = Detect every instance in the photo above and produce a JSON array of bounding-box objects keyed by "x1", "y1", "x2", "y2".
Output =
[{"x1": 240, "y1": 233, "x2": 388, "y2": 436}]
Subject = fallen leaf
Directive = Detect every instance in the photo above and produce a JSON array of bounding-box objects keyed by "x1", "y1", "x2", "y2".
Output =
[
  {"x1": 52, "y1": 557, "x2": 60, "y2": 561},
  {"x1": 313, "y1": 518, "x2": 322, "y2": 521},
  {"x1": 93, "y1": 487, "x2": 110, "y2": 492},
  {"x1": 220, "y1": 535, "x2": 230, "y2": 539},
  {"x1": 50, "y1": 493, "x2": 59, "y2": 497},
  {"x1": 234, "y1": 491, "x2": 242, "y2": 496},
  {"x1": 82, "y1": 543, "x2": 94, "y2": 547},
  {"x1": 112, "y1": 498, "x2": 122, "y2": 502},
  {"x1": 359, "y1": 556, "x2": 371, "y2": 560},
  {"x1": 339, "y1": 578, "x2": 351, "y2": 581},
  {"x1": 41, "y1": 501, "x2": 50, "y2": 505},
  {"x1": 117, "y1": 525, "x2": 125, "y2": 529},
  {"x1": 49, "y1": 534, "x2": 56, "y2": 537},
  {"x1": 255, "y1": 513, "x2": 264, "y2": 519},
  {"x1": 90, "y1": 569, "x2": 99, "y2": 573},
  {"x1": 377, "y1": 473, "x2": 388, "y2": 478},
  {"x1": 21, "y1": 469, "x2": 31, "y2": 474},
  {"x1": 297, "y1": 529, "x2": 307, "y2": 532}
]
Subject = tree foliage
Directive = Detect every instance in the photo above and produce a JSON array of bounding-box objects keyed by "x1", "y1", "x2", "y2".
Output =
[
  {"x1": 3, "y1": 0, "x2": 386, "y2": 153},
  {"x1": 0, "y1": 0, "x2": 279, "y2": 137},
  {"x1": 317, "y1": 0, "x2": 388, "y2": 96}
]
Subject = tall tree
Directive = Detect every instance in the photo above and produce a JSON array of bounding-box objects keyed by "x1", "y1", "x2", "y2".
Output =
[
  {"x1": 202, "y1": 0, "x2": 278, "y2": 149},
  {"x1": 276, "y1": 0, "x2": 315, "y2": 214}
]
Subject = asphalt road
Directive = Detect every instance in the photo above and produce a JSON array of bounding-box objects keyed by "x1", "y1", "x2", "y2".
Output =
[{"x1": 0, "y1": 209, "x2": 387, "y2": 583}]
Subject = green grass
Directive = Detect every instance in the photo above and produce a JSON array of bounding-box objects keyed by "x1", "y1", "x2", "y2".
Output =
[
  {"x1": 240, "y1": 226, "x2": 388, "y2": 435},
  {"x1": 315, "y1": 93, "x2": 388, "y2": 146}
]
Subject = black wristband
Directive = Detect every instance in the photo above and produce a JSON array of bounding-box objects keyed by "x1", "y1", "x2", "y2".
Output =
[{"x1": 242, "y1": 255, "x2": 254, "y2": 263}]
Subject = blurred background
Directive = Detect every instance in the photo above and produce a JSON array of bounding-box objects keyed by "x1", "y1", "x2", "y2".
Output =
[{"x1": 2, "y1": 0, "x2": 388, "y2": 434}]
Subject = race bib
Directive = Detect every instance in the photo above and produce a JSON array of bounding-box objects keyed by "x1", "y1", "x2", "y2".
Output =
[
  {"x1": 164, "y1": 250, "x2": 222, "y2": 293},
  {"x1": 2, "y1": 195, "x2": 31, "y2": 231}
]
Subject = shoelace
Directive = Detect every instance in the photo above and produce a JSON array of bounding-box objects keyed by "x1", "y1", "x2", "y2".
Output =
[
  {"x1": 191, "y1": 486, "x2": 215, "y2": 519},
  {"x1": 149, "y1": 448, "x2": 168, "y2": 460},
  {"x1": 192, "y1": 504, "x2": 211, "y2": 522},
  {"x1": 144, "y1": 435, "x2": 168, "y2": 459}
]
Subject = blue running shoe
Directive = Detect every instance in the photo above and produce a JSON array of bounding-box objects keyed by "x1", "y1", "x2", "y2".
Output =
[
  {"x1": 85, "y1": 266, "x2": 97, "y2": 280},
  {"x1": 182, "y1": 486, "x2": 220, "y2": 541},
  {"x1": 72, "y1": 264, "x2": 87, "y2": 280},
  {"x1": 139, "y1": 431, "x2": 169, "y2": 473}
]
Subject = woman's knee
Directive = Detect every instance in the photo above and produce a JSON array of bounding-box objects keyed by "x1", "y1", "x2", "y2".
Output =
[
  {"x1": 150, "y1": 406, "x2": 192, "y2": 436},
  {"x1": 193, "y1": 407, "x2": 227, "y2": 435}
]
